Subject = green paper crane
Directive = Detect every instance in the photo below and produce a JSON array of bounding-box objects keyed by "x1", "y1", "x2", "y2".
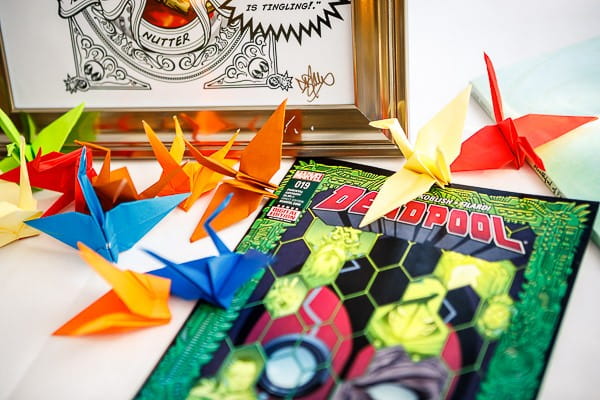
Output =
[{"x1": 0, "y1": 103, "x2": 85, "y2": 172}]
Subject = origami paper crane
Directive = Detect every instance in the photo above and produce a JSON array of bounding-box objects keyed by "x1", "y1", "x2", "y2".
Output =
[
  {"x1": 146, "y1": 193, "x2": 273, "y2": 308},
  {"x1": 64, "y1": 110, "x2": 98, "y2": 144},
  {"x1": 142, "y1": 116, "x2": 238, "y2": 211},
  {"x1": 54, "y1": 242, "x2": 171, "y2": 336},
  {"x1": 0, "y1": 103, "x2": 85, "y2": 172},
  {"x1": 359, "y1": 87, "x2": 471, "y2": 227},
  {"x1": 451, "y1": 54, "x2": 597, "y2": 171},
  {"x1": 26, "y1": 147, "x2": 187, "y2": 262},
  {"x1": 0, "y1": 137, "x2": 42, "y2": 247},
  {"x1": 0, "y1": 147, "x2": 95, "y2": 216},
  {"x1": 184, "y1": 100, "x2": 287, "y2": 241},
  {"x1": 75, "y1": 141, "x2": 174, "y2": 210}
]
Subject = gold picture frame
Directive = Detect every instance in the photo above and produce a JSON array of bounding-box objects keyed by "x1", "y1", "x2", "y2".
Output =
[{"x1": 0, "y1": 0, "x2": 406, "y2": 158}]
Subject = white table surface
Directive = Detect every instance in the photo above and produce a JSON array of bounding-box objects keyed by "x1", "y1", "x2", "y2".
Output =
[{"x1": 2, "y1": 1, "x2": 600, "y2": 399}]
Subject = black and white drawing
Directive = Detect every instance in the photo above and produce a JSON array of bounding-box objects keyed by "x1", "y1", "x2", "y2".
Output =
[
  {"x1": 0, "y1": 0, "x2": 353, "y2": 108},
  {"x1": 57, "y1": 0, "x2": 349, "y2": 93}
]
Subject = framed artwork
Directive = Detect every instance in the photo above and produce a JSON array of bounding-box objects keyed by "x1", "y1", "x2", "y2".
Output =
[{"x1": 0, "y1": 0, "x2": 406, "y2": 157}]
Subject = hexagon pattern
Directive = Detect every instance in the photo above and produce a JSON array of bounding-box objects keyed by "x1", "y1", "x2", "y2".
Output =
[{"x1": 187, "y1": 213, "x2": 521, "y2": 400}]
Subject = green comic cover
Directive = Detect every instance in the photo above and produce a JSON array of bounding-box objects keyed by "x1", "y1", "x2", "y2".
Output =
[{"x1": 138, "y1": 158, "x2": 597, "y2": 400}]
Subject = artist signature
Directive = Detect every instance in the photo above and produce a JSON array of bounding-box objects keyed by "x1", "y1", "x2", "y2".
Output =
[{"x1": 296, "y1": 65, "x2": 335, "y2": 102}]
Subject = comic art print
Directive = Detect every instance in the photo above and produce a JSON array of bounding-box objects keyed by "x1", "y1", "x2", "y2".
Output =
[{"x1": 0, "y1": 1, "x2": 353, "y2": 108}]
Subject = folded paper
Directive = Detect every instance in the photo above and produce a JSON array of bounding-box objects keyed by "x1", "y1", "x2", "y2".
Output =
[
  {"x1": 0, "y1": 148, "x2": 95, "y2": 216},
  {"x1": 451, "y1": 54, "x2": 597, "y2": 171},
  {"x1": 184, "y1": 100, "x2": 287, "y2": 241},
  {"x1": 0, "y1": 137, "x2": 42, "y2": 247},
  {"x1": 147, "y1": 193, "x2": 272, "y2": 308},
  {"x1": 54, "y1": 242, "x2": 171, "y2": 335},
  {"x1": 359, "y1": 87, "x2": 471, "y2": 227},
  {"x1": 26, "y1": 147, "x2": 187, "y2": 261},
  {"x1": 76, "y1": 141, "x2": 173, "y2": 210},
  {"x1": 0, "y1": 103, "x2": 85, "y2": 172},
  {"x1": 142, "y1": 116, "x2": 237, "y2": 211}
]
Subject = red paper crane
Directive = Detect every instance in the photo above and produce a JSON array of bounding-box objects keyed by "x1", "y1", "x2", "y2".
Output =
[
  {"x1": 0, "y1": 148, "x2": 95, "y2": 216},
  {"x1": 451, "y1": 53, "x2": 597, "y2": 171}
]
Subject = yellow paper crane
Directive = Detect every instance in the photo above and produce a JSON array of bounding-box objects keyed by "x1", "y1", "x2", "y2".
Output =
[
  {"x1": 0, "y1": 137, "x2": 42, "y2": 247},
  {"x1": 359, "y1": 86, "x2": 471, "y2": 227}
]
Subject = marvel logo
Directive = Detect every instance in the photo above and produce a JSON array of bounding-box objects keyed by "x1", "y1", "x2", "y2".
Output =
[{"x1": 292, "y1": 171, "x2": 324, "y2": 182}]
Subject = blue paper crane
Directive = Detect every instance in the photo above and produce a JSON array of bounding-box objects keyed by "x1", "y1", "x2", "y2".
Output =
[{"x1": 146, "y1": 193, "x2": 273, "y2": 308}]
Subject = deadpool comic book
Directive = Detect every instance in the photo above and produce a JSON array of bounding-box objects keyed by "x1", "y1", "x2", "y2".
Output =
[{"x1": 138, "y1": 158, "x2": 597, "y2": 400}]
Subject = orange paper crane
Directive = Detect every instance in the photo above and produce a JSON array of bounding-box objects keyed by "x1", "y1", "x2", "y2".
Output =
[
  {"x1": 76, "y1": 141, "x2": 173, "y2": 210},
  {"x1": 54, "y1": 242, "x2": 171, "y2": 336},
  {"x1": 184, "y1": 100, "x2": 287, "y2": 242},
  {"x1": 451, "y1": 53, "x2": 597, "y2": 172},
  {"x1": 142, "y1": 117, "x2": 238, "y2": 211}
]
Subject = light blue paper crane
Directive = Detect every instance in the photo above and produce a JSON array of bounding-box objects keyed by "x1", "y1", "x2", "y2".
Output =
[{"x1": 26, "y1": 147, "x2": 187, "y2": 261}]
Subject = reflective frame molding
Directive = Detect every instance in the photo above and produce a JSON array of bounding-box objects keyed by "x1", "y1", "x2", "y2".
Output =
[{"x1": 0, "y1": 0, "x2": 406, "y2": 158}]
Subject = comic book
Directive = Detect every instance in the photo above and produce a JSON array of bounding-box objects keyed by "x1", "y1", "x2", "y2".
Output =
[{"x1": 137, "y1": 158, "x2": 597, "y2": 400}]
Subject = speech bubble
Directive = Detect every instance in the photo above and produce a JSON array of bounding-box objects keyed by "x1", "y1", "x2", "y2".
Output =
[{"x1": 216, "y1": 0, "x2": 351, "y2": 43}]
